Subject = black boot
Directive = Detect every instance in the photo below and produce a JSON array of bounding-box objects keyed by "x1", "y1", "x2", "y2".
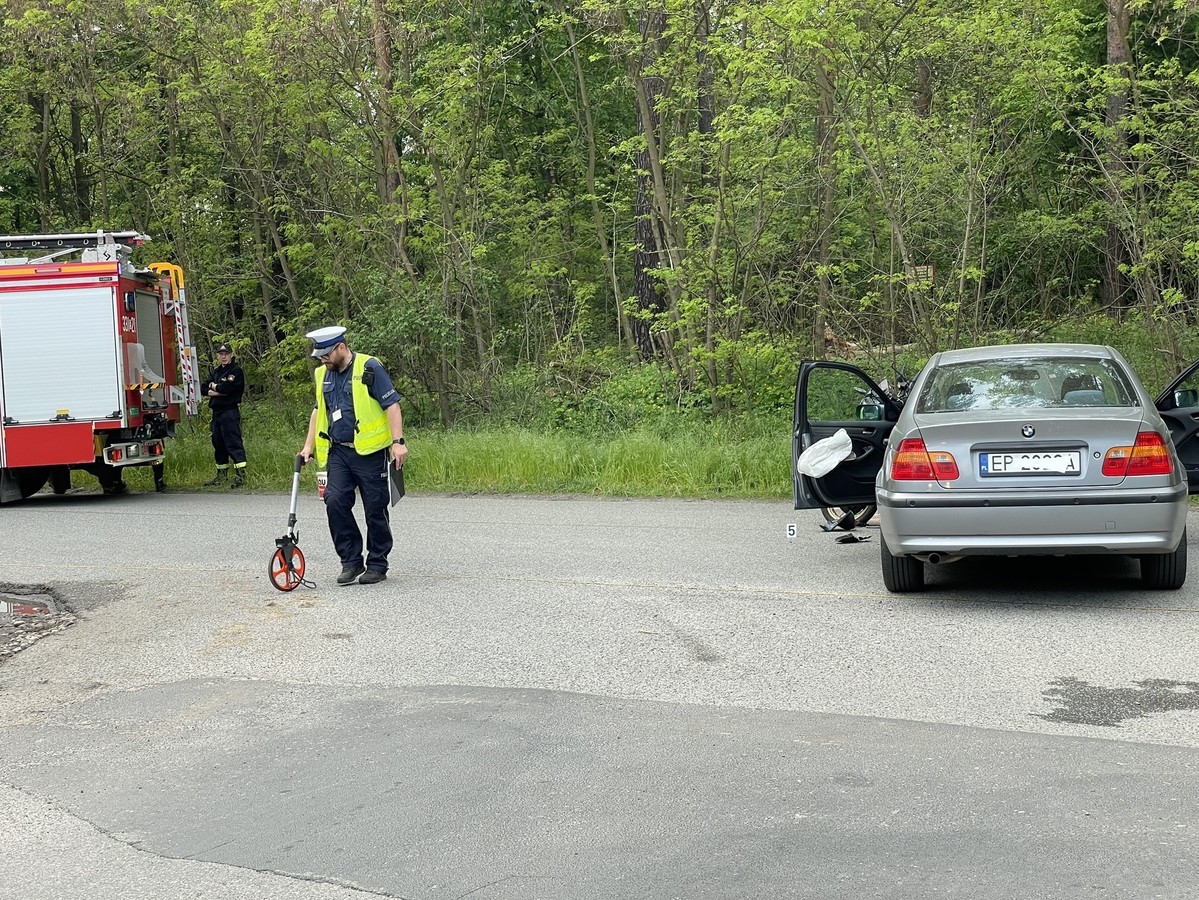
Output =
[
  {"x1": 204, "y1": 468, "x2": 228, "y2": 487},
  {"x1": 230, "y1": 467, "x2": 246, "y2": 489}
]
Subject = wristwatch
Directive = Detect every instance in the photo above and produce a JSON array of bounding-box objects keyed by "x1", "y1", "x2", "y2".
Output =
[{"x1": 392, "y1": 438, "x2": 405, "y2": 445}]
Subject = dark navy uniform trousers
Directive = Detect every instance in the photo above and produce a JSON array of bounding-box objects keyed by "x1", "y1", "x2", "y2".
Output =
[
  {"x1": 210, "y1": 407, "x2": 246, "y2": 465},
  {"x1": 325, "y1": 443, "x2": 393, "y2": 573}
]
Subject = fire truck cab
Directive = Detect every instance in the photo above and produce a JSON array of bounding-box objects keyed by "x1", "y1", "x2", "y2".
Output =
[{"x1": 0, "y1": 230, "x2": 198, "y2": 502}]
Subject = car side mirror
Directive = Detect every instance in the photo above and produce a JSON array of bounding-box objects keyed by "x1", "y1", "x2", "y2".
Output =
[
  {"x1": 1175, "y1": 389, "x2": 1198, "y2": 408},
  {"x1": 856, "y1": 403, "x2": 883, "y2": 421}
]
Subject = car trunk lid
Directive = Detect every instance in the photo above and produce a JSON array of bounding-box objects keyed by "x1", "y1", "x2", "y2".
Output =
[{"x1": 911, "y1": 407, "x2": 1150, "y2": 489}]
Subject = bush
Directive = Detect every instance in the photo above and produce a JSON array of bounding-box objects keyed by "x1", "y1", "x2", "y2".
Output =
[{"x1": 463, "y1": 350, "x2": 708, "y2": 433}]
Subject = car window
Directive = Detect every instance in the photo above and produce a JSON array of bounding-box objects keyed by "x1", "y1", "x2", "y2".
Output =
[
  {"x1": 1164, "y1": 369, "x2": 1199, "y2": 408},
  {"x1": 915, "y1": 357, "x2": 1138, "y2": 413},
  {"x1": 806, "y1": 367, "x2": 885, "y2": 421}
]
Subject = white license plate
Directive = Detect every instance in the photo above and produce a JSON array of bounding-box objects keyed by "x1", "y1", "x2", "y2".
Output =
[{"x1": 979, "y1": 450, "x2": 1081, "y2": 476}]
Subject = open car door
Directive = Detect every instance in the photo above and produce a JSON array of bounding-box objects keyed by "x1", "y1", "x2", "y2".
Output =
[
  {"x1": 1155, "y1": 359, "x2": 1199, "y2": 493},
  {"x1": 792, "y1": 361, "x2": 901, "y2": 510}
]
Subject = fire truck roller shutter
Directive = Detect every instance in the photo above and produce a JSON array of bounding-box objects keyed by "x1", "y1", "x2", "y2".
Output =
[
  {"x1": 0, "y1": 287, "x2": 122, "y2": 423},
  {"x1": 133, "y1": 289, "x2": 167, "y2": 407}
]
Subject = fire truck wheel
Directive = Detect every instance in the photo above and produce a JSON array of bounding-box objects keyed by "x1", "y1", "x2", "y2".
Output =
[
  {"x1": 50, "y1": 468, "x2": 71, "y2": 495},
  {"x1": 17, "y1": 468, "x2": 49, "y2": 499}
]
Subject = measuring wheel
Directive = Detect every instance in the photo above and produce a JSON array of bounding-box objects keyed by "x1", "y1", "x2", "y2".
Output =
[
  {"x1": 269, "y1": 542, "x2": 306, "y2": 592},
  {"x1": 267, "y1": 454, "x2": 315, "y2": 592}
]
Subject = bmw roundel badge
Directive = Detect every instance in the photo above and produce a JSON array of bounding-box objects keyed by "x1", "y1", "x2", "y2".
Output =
[{"x1": 1022, "y1": 424, "x2": 1036, "y2": 438}]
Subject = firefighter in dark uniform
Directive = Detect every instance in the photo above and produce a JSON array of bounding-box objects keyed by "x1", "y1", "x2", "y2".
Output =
[
  {"x1": 299, "y1": 326, "x2": 408, "y2": 586},
  {"x1": 204, "y1": 342, "x2": 248, "y2": 488}
]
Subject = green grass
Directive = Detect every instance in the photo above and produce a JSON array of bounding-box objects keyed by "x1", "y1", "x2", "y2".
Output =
[
  {"x1": 412, "y1": 425, "x2": 788, "y2": 498},
  {"x1": 118, "y1": 408, "x2": 792, "y2": 499}
]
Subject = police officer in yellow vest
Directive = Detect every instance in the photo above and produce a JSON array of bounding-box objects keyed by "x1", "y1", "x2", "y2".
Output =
[{"x1": 299, "y1": 326, "x2": 408, "y2": 585}]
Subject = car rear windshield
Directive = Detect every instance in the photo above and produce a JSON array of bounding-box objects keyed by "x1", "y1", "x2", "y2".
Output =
[{"x1": 916, "y1": 357, "x2": 1138, "y2": 413}]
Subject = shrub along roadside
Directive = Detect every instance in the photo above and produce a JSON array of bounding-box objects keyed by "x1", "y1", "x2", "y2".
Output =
[
  {"x1": 103, "y1": 410, "x2": 791, "y2": 500},
  {"x1": 92, "y1": 316, "x2": 1199, "y2": 499}
]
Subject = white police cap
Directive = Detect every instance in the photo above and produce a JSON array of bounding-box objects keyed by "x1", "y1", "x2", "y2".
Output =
[{"x1": 306, "y1": 325, "x2": 347, "y2": 357}]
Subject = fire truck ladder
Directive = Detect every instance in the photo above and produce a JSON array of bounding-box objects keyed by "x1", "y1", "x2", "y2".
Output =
[
  {"x1": 0, "y1": 230, "x2": 148, "y2": 264},
  {"x1": 148, "y1": 262, "x2": 200, "y2": 416}
]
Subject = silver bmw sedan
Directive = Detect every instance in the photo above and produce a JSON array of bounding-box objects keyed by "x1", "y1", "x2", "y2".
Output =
[{"x1": 793, "y1": 343, "x2": 1195, "y2": 592}]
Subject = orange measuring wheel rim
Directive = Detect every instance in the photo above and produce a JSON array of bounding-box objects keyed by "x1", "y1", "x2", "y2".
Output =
[{"x1": 269, "y1": 546, "x2": 306, "y2": 591}]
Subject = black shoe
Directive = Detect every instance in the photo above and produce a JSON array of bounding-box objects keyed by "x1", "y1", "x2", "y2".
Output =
[
  {"x1": 230, "y1": 474, "x2": 245, "y2": 489},
  {"x1": 337, "y1": 564, "x2": 366, "y2": 585},
  {"x1": 155, "y1": 481, "x2": 167, "y2": 493},
  {"x1": 204, "y1": 472, "x2": 227, "y2": 486},
  {"x1": 358, "y1": 569, "x2": 387, "y2": 585}
]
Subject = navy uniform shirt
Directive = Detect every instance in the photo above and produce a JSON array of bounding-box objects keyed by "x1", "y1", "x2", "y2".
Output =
[
  {"x1": 205, "y1": 361, "x2": 245, "y2": 412},
  {"x1": 320, "y1": 354, "x2": 400, "y2": 445}
]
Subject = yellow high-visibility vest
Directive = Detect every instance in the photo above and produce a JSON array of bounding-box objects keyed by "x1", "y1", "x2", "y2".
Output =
[{"x1": 313, "y1": 353, "x2": 391, "y2": 467}]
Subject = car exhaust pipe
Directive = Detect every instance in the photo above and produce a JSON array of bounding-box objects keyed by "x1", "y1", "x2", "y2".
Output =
[{"x1": 921, "y1": 552, "x2": 963, "y2": 566}]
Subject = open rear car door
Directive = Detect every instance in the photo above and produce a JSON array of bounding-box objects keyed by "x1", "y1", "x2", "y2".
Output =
[
  {"x1": 792, "y1": 361, "x2": 901, "y2": 511},
  {"x1": 1155, "y1": 359, "x2": 1199, "y2": 492}
]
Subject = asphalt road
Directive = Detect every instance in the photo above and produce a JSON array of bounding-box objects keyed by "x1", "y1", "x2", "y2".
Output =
[{"x1": 1, "y1": 489, "x2": 1197, "y2": 899}]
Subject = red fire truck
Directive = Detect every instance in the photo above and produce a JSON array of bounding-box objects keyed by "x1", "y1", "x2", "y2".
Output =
[{"x1": 0, "y1": 230, "x2": 199, "y2": 502}]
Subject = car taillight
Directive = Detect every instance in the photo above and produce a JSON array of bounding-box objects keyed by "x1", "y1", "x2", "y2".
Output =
[
  {"x1": 891, "y1": 438, "x2": 959, "y2": 481},
  {"x1": 1102, "y1": 431, "x2": 1173, "y2": 477}
]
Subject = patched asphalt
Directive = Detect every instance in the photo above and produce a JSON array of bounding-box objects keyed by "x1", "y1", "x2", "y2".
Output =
[{"x1": 1, "y1": 492, "x2": 1198, "y2": 898}]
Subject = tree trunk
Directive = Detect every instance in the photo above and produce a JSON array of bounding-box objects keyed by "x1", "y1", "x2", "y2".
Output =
[
  {"x1": 248, "y1": 197, "x2": 277, "y2": 346},
  {"x1": 1103, "y1": 0, "x2": 1131, "y2": 314},
  {"x1": 914, "y1": 58, "x2": 932, "y2": 118},
  {"x1": 31, "y1": 93, "x2": 53, "y2": 230},
  {"x1": 370, "y1": 0, "x2": 418, "y2": 283},
  {"x1": 70, "y1": 103, "x2": 91, "y2": 223},
  {"x1": 697, "y1": 1, "x2": 721, "y2": 401},
  {"x1": 563, "y1": 16, "x2": 634, "y2": 354},
  {"x1": 631, "y1": 9, "x2": 668, "y2": 363}
]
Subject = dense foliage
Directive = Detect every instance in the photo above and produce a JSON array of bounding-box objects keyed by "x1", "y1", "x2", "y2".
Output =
[{"x1": 2, "y1": 0, "x2": 1197, "y2": 427}]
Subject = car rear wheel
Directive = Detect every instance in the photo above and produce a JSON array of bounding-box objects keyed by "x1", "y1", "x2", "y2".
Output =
[
  {"x1": 880, "y1": 533, "x2": 924, "y2": 593},
  {"x1": 1140, "y1": 528, "x2": 1187, "y2": 590},
  {"x1": 821, "y1": 504, "x2": 877, "y2": 528}
]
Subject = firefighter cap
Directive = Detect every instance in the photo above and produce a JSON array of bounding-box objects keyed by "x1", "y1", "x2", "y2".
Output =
[
  {"x1": 215, "y1": 343, "x2": 233, "y2": 354},
  {"x1": 307, "y1": 325, "x2": 347, "y2": 357}
]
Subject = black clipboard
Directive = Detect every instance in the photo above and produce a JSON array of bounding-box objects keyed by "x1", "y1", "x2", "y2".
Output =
[{"x1": 389, "y1": 463, "x2": 405, "y2": 506}]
